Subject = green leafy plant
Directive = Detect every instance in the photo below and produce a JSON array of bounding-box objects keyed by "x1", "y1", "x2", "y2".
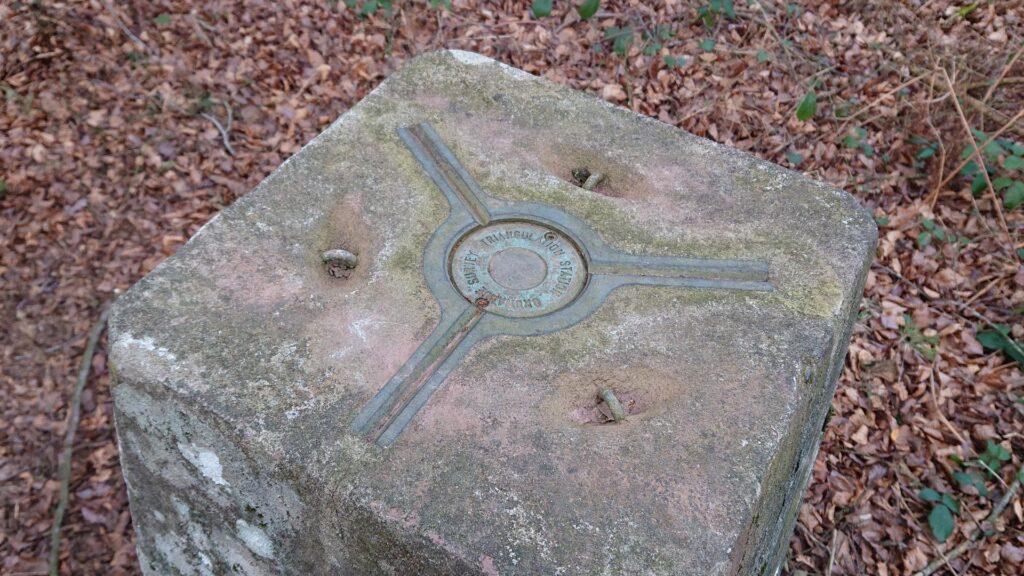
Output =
[
  {"x1": 345, "y1": 0, "x2": 395, "y2": 17},
  {"x1": 756, "y1": 49, "x2": 772, "y2": 63},
  {"x1": 577, "y1": 0, "x2": 600, "y2": 20},
  {"x1": 795, "y1": 91, "x2": 816, "y2": 121},
  {"x1": 977, "y1": 439, "x2": 1012, "y2": 477},
  {"x1": 917, "y1": 218, "x2": 970, "y2": 249},
  {"x1": 639, "y1": 26, "x2": 674, "y2": 56},
  {"x1": 960, "y1": 131, "x2": 1024, "y2": 209},
  {"x1": 785, "y1": 151, "x2": 804, "y2": 166},
  {"x1": 952, "y1": 470, "x2": 989, "y2": 497},
  {"x1": 957, "y1": 2, "x2": 979, "y2": 18},
  {"x1": 604, "y1": 26, "x2": 634, "y2": 56},
  {"x1": 919, "y1": 488, "x2": 959, "y2": 542},
  {"x1": 697, "y1": 0, "x2": 735, "y2": 28},
  {"x1": 842, "y1": 126, "x2": 875, "y2": 157},
  {"x1": 531, "y1": 0, "x2": 552, "y2": 17},
  {"x1": 662, "y1": 55, "x2": 687, "y2": 68},
  {"x1": 976, "y1": 325, "x2": 1024, "y2": 367},
  {"x1": 700, "y1": 38, "x2": 716, "y2": 52},
  {"x1": 901, "y1": 314, "x2": 938, "y2": 360},
  {"x1": 154, "y1": 12, "x2": 172, "y2": 26},
  {"x1": 910, "y1": 135, "x2": 939, "y2": 169}
]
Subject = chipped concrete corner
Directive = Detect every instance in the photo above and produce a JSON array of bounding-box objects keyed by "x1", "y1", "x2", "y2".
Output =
[{"x1": 110, "y1": 50, "x2": 876, "y2": 575}]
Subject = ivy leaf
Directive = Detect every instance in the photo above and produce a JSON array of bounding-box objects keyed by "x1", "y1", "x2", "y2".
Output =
[
  {"x1": 917, "y1": 231, "x2": 932, "y2": 248},
  {"x1": 928, "y1": 505, "x2": 956, "y2": 542},
  {"x1": 993, "y1": 176, "x2": 1013, "y2": 190},
  {"x1": 531, "y1": 0, "x2": 552, "y2": 17},
  {"x1": 985, "y1": 439, "x2": 1011, "y2": 462},
  {"x1": 662, "y1": 55, "x2": 686, "y2": 69},
  {"x1": 977, "y1": 326, "x2": 1024, "y2": 365},
  {"x1": 154, "y1": 12, "x2": 173, "y2": 26},
  {"x1": 786, "y1": 151, "x2": 803, "y2": 166},
  {"x1": 577, "y1": 0, "x2": 600, "y2": 20},
  {"x1": 359, "y1": 0, "x2": 379, "y2": 16},
  {"x1": 953, "y1": 471, "x2": 989, "y2": 497},
  {"x1": 606, "y1": 26, "x2": 634, "y2": 56},
  {"x1": 796, "y1": 91, "x2": 817, "y2": 121},
  {"x1": 700, "y1": 38, "x2": 716, "y2": 52},
  {"x1": 940, "y1": 494, "x2": 960, "y2": 514},
  {"x1": 970, "y1": 172, "x2": 987, "y2": 196},
  {"x1": 919, "y1": 488, "x2": 942, "y2": 502},
  {"x1": 1005, "y1": 156, "x2": 1024, "y2": 170},
  {"x1": 756, "y1": 49, "x2": 772, "y2": 63},
  {"x1": 1004, "y1": 181, "x2": 1024, "y2": 210}
]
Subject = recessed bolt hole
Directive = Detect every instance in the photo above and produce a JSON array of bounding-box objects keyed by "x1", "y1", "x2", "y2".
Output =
[
  {"x1": 322, "y1": 248, "x2": 358, "y2": 279},
  {"x1": 570, "y1": 166, "x2": 605, "y2": 191},
  {"x1": 570, "y1": 167, "x2": 591, "y2": 187},
  {"x1": 599, "y1": 388, "x2": 627, "y2": 422}
]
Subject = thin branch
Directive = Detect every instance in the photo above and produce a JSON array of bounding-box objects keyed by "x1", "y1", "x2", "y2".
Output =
[
  {"x1": 924, "y1": 67, "x2": 949, "y2": 210},
  {"x1": 200, "y1": 102, "x2": 235, "y2": 156},
  {"x1": 836, "y1": 73, "x2": 928, "y2": 137},
  {"x1": 927, "y1": 355, "x2": 968, "y2": 448},
  {"x1": 941, "y1": 68, "x2": 1012, "y2": 241},
  {"x1": 825, "y1": 529, "x2": 838, "y2": 576},
  {"x1": 982, "y1": 43, "x2": 1024, "y2": 104},
  {"x1": 101, "y1": 1, "x2": 155, "y2": 55},
  {"x1": 48, "y1": 305, "x2": 112, "y2": 576},
  {"x1": 964, "y1": 95, "x2": 1024, "y2": 138},
  {"x1": 965, "y1": 76, "x2": 1024, "y2": 92}
]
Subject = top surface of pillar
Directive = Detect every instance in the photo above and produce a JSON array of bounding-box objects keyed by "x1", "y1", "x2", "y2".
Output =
[{"x1": 110, "y1": 50, "x2": 876, "y2": 575}]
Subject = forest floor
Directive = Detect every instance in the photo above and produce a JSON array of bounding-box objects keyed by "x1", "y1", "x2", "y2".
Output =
[{"x1": 2, "y1": 1, "x2": 1023, "y2": 575}]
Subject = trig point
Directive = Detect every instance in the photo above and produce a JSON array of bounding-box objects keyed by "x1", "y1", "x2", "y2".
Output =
[{"x1": 110, "y1": 50, "x2": 875, "y2": 575}]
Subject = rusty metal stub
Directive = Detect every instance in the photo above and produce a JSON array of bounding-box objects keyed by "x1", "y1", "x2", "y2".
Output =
[{"x1": 449, "y1": 221, "x2": 587, "y2": 318}]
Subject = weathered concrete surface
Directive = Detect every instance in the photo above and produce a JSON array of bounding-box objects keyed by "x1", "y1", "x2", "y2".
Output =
[{"x1": 110, "y1": 50, "x2": 876, "y2": 575}]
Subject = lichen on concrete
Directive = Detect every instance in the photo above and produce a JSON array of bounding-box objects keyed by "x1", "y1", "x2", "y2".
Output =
[{"x1": 110, "y1": 49, "x2": 875, "y2": 575}]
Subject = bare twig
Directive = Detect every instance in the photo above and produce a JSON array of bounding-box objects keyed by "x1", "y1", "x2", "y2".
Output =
[
  {"x1": 964, "y1": 95, "x2": 1024, "y2": 138},
  {"x1": 836, "y1": 73, "x2": 928, "y2": 137},
  {"x1": 200, "y1": 101, "x2": 235, "y2": 156},
  {"x1": 965, "y1": 77, "x2": 1024, "y2": 92},
  {"x1": 927, "y1": 355, "x2": 968, "y2": 447},
  {"x1": 914, "y1": 476, "x2": 1022, "y2": 576},
  {"x1": 825, "y1": 529, "x2": 838, "y2": 576},
  {"x1": 941, "y1": 68, "x2": 1012, "y2": 241},
  {"x1": 101, "y1": 0, "x2": 155, "y2": 55},
  {"x1": 48, "y1": 305, "x2": 112, "y2": 576},
  {"x1": 924, "y1": 68, "x2": 949, "y2": 210},
  {"x1": 982, "y1": 44, "x2": 1024, "y2": 104}
]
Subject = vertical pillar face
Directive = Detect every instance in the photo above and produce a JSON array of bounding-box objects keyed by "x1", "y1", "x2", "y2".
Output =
[{"x1": 109, "y1": 50, "x2": 876, "y2": 575}]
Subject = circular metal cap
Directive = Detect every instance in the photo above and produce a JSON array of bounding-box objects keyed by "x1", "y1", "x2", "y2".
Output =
[{"x1": 450, "y1": 221, "x2": 587, "y2": 317}]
